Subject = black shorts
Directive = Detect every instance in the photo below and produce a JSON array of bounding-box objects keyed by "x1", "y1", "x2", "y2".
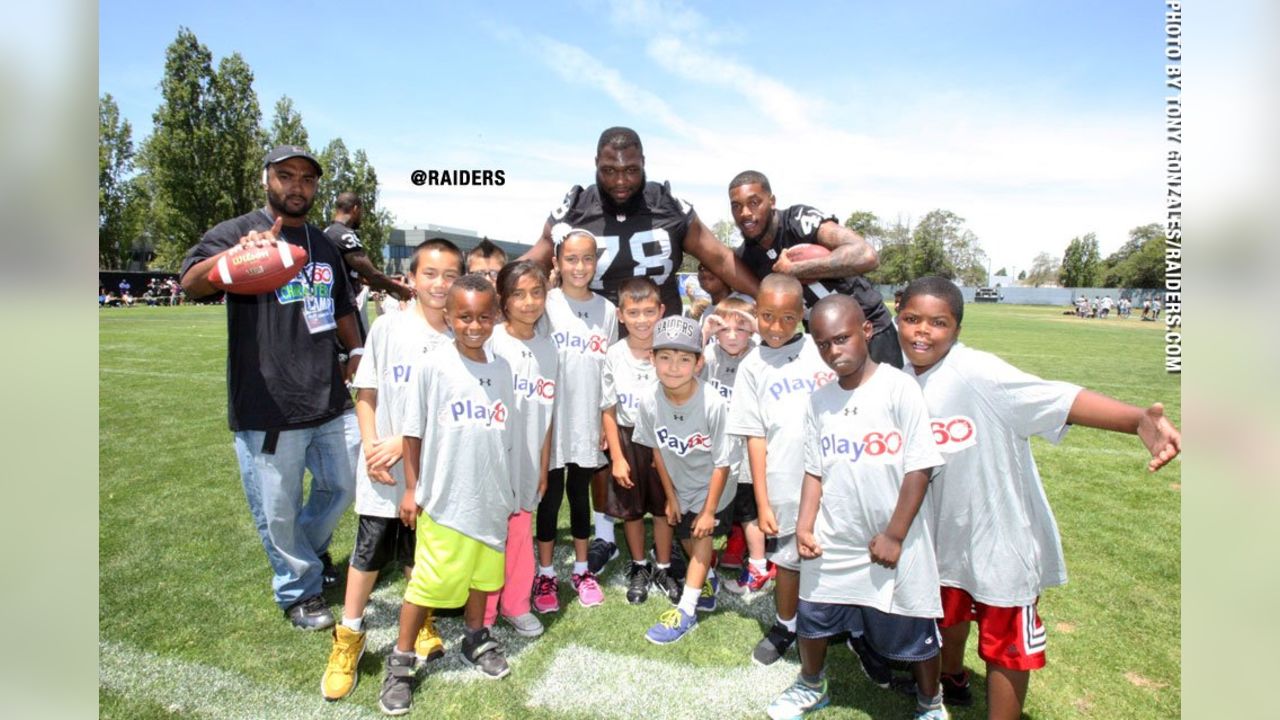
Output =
[
  {"x1": 674, "y1": 506, "x2": 734, "y2": 540},
  {"x1": 604, "y1": 425, "x2": 667, "y2": 521},
  {"x1": 797, "y1": 598, "x2": 940, "y2": 663},
  {"x1": 350, "y1": 515, "x2": 415, "y2": 573},
  {"x1": 730, "y1": 482, "x2": 758, "y2": 523}
]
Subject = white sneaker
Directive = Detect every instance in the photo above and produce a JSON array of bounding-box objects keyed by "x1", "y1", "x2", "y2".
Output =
[{"x1": 503, "y1": 612, "x2": 544, "y2": 637}]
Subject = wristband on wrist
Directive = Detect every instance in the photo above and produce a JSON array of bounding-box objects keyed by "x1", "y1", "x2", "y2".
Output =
[{"x1": 348, "y1": 348, "x2": 364, "y2": 357}]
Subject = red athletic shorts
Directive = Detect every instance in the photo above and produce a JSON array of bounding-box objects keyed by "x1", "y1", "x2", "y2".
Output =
[{"x1": 939, "y1": 586, "x2": 1046, "y2": 671}]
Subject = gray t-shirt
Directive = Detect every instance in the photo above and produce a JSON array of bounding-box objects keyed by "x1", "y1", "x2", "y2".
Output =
[
  {"x1": 489, "y1": 324, "x2": 559, "y2": 513},
  {"x1": 907, "y1": 343, "x2": 1081, "y2": 606},
  {"x1": 702, "y1": 341, "x2": 756, "y2": 484},
  {"x1": 726, "y1": 335, "x2": 836, "y2": 534},
  {"x1": 402, "y1": 345, "x2": 517, "y2": 551},
  {"x1": 800, "y1": 366, "x2": 944, "y2": 617},
  {"x1": 600, "y1": 339, "x2": 655, "y2": 428},
  {"x1": 632, "y1": 381, "x2": 738, "y2": 516},
  {"x1": 350, "y1": 311, "x2": 452, "y2": 517},
  {"x1": 543, "y1": 288, "x2": 617, "y2": 469}
]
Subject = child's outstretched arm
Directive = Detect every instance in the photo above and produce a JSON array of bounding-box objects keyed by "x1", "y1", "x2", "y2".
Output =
[
  {"x1": 869, "y1": 468, "x2": 933, "y2": 569},
  {"x1": 1067, "y1": 391, "x2": 1182, "y2": 472}
]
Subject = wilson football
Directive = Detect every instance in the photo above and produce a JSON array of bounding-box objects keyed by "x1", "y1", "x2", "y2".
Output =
[
  {"x1": 784, "y1": 243, "x2": 832, "y2": 262},
  {"x1": 207, "y1": 241, "x2": 309, "y2": 295}
]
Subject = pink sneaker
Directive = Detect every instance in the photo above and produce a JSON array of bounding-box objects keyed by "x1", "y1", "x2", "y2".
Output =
[
  {"x1": 571, "y1": 571, "x2": 605, "y2": 607},
  {"x1": 532, "y1": 574, "x2": 560, "y2": 614}
]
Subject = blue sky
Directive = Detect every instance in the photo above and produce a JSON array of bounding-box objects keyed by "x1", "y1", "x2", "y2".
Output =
[{"x1": 100, "y1": 0, "x2": 1170, "y2": 274}]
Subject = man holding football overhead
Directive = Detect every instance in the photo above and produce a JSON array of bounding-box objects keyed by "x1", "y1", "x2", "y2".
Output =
[
  {"x1": 180, "y1": 145, "x2": 362, "y2": 630},
  {"x1": 727, "y1": 170, "x2": 901, "y2": 367}
]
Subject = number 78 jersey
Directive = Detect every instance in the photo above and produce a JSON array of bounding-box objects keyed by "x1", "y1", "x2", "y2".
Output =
[{"x1": 548, "y1": 181, "x2": 695, "y2": 316}]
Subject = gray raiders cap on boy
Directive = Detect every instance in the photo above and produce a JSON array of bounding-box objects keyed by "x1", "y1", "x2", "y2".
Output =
[{"x1": 652, "y1": 316, "x2": 702, "y2": 354}]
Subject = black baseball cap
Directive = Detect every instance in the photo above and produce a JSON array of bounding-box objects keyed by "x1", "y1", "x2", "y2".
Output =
[{"x1": 263, "y1": 144, "x2": 323, "y2": 176}]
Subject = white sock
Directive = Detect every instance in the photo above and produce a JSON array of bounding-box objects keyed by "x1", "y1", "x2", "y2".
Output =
[
  {"x1": 594, "y1": 512, "x2": 616, "y2": 543},
  {"x1": 538, "y1": 565, "x2": 556, "y2": 578},
  {"x1": 573, "y1": 560, "x2": 588, "y2": 575},
  {"x1": 707, "y1": 568, "x2": 717, "y2": 582},
  {"x1": 341, "y1": 615, "x2": 364, "y2": 632},
  {"x1": 749, "y1": 557, "x2": 767, "y2": 572},
  {"x1": 778, "y1": 614, "x2": 797, "y2": 633},
  {"x1": 656, "y1": 562, "x2": 671, "y2": 570},
  {"x1": 678, "y1": 585, "x2": 700, "y2": 615}
]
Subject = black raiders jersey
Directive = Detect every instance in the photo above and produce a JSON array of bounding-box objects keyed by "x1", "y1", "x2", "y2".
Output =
[
  {"x1": 324, "y1": 221, "x2": 367, "y2": 339},
  {"x1": 735, "y1": 204, "x2": 890, "y2": 333},
  {"x1": 546, "y1": 181, "x2": 694, "y2": 316}
]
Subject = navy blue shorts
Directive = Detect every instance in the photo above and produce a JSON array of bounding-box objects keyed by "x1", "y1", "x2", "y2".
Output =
[{"x1": 797, "y1": 598, "x2": 941, "y2": 663}]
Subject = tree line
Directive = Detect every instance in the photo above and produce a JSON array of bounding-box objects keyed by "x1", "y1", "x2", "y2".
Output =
[{"x1": 99, "y1": 28, "x2": 393, "y2": 272}]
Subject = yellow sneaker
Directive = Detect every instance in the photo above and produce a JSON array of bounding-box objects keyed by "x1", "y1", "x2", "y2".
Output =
[
  {"x1": 414, "y1": 611, "x2": 445, "y2": 664},
  {"x1": 320, "y1": 623, "x2": 366, "y2": 701}
]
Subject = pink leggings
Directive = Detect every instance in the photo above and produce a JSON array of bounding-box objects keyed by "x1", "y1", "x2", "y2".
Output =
[{"x1": 484, "y1": 510, "x2": 534, "y2": 625}]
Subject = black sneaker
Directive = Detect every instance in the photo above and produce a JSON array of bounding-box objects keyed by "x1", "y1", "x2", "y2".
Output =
[
  {"x1": 320, "y1": 552, "x2": 341, "y2": 590},
  {"x1": 587, "y1": 538, "x2": 619, "y2": 575},
  {"x1": 650, "y1": 565, "x2": 682, "y2": 605},
  {"x1": 626, "y1": 562, "x2": 652, "y2": 604},
  {"x1": 285, "y1": 595, "x2": 335, "y2": 631},
  {"x1": 667, "y1": 542, "x2": 687, "y2": 583},
  {"x1": 891, "y1": 669, "x2": 975, "y2": 707},
  {"x1": 460, "y1": 627, "x2": 511, "y2": 680},
  {"x1": 847, "y1": 635, "x2": 892, "y2": 688},
  {"x1": 752, "y1": 622, "x2": 797, "y2": 666},
  {"x1": 379, "y1": 651, "x2": 416, "y2": 716}
]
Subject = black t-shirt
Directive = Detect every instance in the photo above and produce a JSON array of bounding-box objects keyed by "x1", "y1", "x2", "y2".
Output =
[
  {"x1": 735, "y1": 204, "x2": 890, "y2": 333},
  {"x1": 546, "y1": 181, "x2": 694, "y2": 316},
  {"x1": 324, "y1": 221, "x2": 367, "y2": 338},
  {"x1": 181, "y1": 208, "x2": 355, "y2": 432}
]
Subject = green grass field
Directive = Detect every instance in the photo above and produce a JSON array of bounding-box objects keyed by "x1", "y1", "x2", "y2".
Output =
[{"x1": 99, "y1": 303, "x2": 1180, "y2": 719}]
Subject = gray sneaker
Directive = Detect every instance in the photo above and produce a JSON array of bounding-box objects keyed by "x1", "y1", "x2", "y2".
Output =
[
  {"x1": 503, "y1": 612, "x2": 544, "y2": 638},
  {"x1": 461, "y1": 627, "x2": 511, "y2": 680},
  {"x1": 284, "y1": 595, "x2": 335, "y2": 631},
  {"x1": 378, "y1": 651, "x2": 416, "y2": 716}
]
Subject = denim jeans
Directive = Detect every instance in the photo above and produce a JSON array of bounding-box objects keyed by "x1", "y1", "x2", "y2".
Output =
[{"x1": 233, "y1": 410, "x2": 359, "y2": 609}]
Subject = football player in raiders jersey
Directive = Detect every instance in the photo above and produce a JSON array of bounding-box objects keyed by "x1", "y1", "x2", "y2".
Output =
[
  {"x1": 521, "y1": 127, "x2": 759, "y2": 317},
  {"x1": 324, "y1": 192, "x2": 414, "y2": 340},
  {"x1": 728, "y1": 171, "x2": 901, "y2": 368}
]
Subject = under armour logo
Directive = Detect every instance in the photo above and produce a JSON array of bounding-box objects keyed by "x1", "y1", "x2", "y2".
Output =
[
  {"x1": 787, "y1": 355, "x2": 798, "y2": 362},
  {"x1": 521, "y1": 350, "x2": 534, "y2": 359},
  {"x1": 637, "y1": 373, "x2": 650, "y2": 381},
  {"x1": 843, "y1": 407, "x2": 858, "y2": 416},
  {"x1": 478, "y1": 378, "x2": 492, "y2": 386},
  {"x1": 725, "y1": 366, "x2": 735, "y2": 374},
  {"x1": 673, "y1": 413, "x2": 685, "y2": 421},
  {"x1": 577, "y1": 311, "x2": 590, "y2": 319}
]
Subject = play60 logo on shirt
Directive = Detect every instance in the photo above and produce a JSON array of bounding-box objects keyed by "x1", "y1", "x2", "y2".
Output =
[
  {"x1": 513, "y1": 374, "x2": 556, "y2": 404},
  {"x1": 552, "y1": 331, "x2": 609, "y2": 356},
  {"x1": 819, "y1": 428, "x2": 904, "y2": 465},
  {"x1": 768, "y1": 371, "x2": 836, "y2": 401},
  {"x1": 929, "y1": 415, "x2": 976, "y2": 453},
  {"x1": 654, "y1": 427, "x2": 712, "y2": 456},
  {"x1": 443, "y1": 399, "x2": 509, "y2": 430}
]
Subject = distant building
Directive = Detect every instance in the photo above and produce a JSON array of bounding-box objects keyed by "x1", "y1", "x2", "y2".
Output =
[{"x1": 384, "y1": 225, "x2": 531, "y2": 274}]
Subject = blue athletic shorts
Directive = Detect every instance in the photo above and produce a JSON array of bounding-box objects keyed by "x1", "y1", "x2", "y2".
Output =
[{"x1": 797, "y1": 598, "x2": 941, "y2": 663}]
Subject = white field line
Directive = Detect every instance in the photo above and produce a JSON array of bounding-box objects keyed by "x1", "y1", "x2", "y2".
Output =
[
  {"x1": 100, "y1": 367, "x2": 222, "y2": 382},
  {"x1": 527, "y1": 643, "x2": 799, "y2": 720},
  {"x1": 100, "y1": 640, "x2": 383, "y2": 720}
]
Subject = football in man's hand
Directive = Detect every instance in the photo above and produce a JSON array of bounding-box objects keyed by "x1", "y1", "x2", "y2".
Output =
[
  {"x1": 784, "y1": 243, "x2": 832, "y2": 262},
  {"x1": 207, "y1": 241, "x2": 308, "y2": 295}
]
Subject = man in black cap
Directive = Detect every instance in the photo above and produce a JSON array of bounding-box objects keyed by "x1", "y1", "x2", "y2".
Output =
[{"x1": 180, "y1": 145, "x2": 362, "y2": 630}]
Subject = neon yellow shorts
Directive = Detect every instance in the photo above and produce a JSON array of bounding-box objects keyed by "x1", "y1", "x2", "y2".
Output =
[{"x1": 405, "y1": 514, "x2": 505, "y2": 608}]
